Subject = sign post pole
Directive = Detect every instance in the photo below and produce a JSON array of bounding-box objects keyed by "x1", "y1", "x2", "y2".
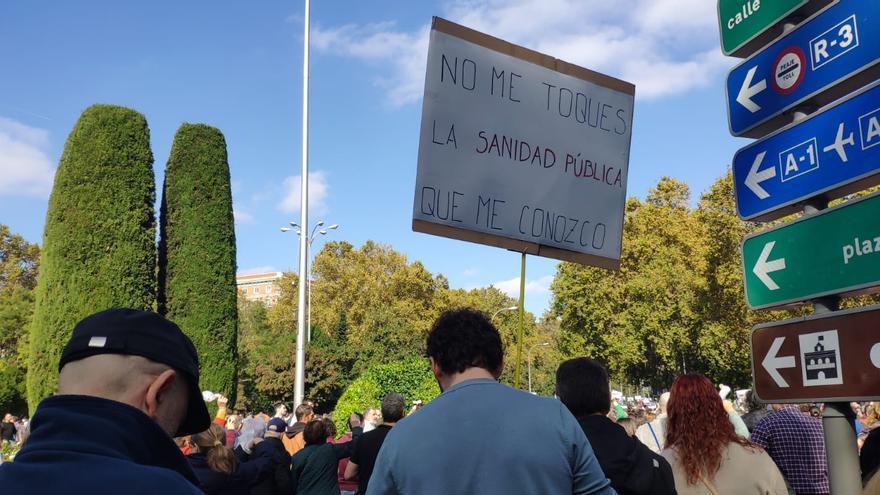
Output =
[
  {"x1": 514, "y1": 253, "x2": 526, "y2": 389},
  {"x1": 824, "y1": 401, "x2": 860, "y2": 494},
  {"x1": 804, "y1": 197, "x2": 859, "y2": 494}
]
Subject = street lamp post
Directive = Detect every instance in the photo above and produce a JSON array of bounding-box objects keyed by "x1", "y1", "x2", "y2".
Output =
[
  {"x1": 292, "y1": 0, "x2": 312, "y2": 410},
  {"x1": 528, "y1": 342, "x2": 550, "y2": 394},
  {"x1": 283, "y1": 222, "x2": 339, "y2": 343},
  {"x1": 491, "y1": 306, "x2": 518, "y2": 322}
]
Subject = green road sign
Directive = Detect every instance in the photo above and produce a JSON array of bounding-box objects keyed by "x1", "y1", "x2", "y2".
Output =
[
  {"x1": 718, "y1": 0, "x2": 827, "y2": 57},
  {"x1": 742, "y1": 191, "x2": 880, "y2": 309}
]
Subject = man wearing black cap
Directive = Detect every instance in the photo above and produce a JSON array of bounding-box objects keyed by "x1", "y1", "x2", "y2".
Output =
[{"x1": 0, "y1": 308, "x2": 212, "y2": 494}]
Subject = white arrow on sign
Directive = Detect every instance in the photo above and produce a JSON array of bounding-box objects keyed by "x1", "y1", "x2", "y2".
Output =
[
  {"x1": 745, "y1": 151, "x2": 775, "y2": 199},
  {"x1": 737, "y1": 66, "x2": 767, "y2": 114},
  {"x1": 762, "y1": 337, "x2": 796, "y2": 388},
  {"x1": 753, "y1": 241, "x2": 786, "y2": 291}
]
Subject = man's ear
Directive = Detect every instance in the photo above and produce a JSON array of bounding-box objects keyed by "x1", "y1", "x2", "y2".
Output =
[
  {"x1": 144, "y1": 369, "x2": 178, "y2": 420},
  {"x1": 429, "y1": 357, "x2": 442, "y2": 380},
  {"x1": 492, "y1": 360, "x2": 504, "y2": 380}
]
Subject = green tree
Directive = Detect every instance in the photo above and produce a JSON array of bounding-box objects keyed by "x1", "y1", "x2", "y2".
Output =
[
  {"x1": 27, "y1": 105, "x2": 156, "y2": 412},
  {"x1": 237, "y1": 298, "x2": 294, "y2": 414},
  {"x1": 552, "y1": 177, "x2": 708, "y2": 390},
  {"x1": 0, "y1": 225, "x2": 40, "y2": 292},
  {"x1": 331, "y1": 357, "x2": 440, "y2": 435},
  {"x1": 0, "y1": 287, "x2": 35, "y2": 414},
  {"x1": 159, "y1": 124, "x2": 239, "y2": 405},
  {"x1": 692, "y1": 172, "x2": 755, "y2": 386},
  {"x1": 0, "y1": 225, "x2": 40, "y2": 414},
  {"x1": 309, "y1": 241, "x2": 438, "y2": 347}
]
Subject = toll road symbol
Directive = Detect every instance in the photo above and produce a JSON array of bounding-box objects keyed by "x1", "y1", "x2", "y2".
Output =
[{"x1": 799, "y1": 330, "x2": 843, "y2": 386}]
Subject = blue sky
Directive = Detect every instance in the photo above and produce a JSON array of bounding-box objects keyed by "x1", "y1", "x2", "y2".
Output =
[{"x1": 1, "y1": 0, "x2": 751, "y2": 315}]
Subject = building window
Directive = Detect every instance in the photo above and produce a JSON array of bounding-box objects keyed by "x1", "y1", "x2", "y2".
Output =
[{"x1": 254, "y1": 287, "x2": 260, "y2": 294}]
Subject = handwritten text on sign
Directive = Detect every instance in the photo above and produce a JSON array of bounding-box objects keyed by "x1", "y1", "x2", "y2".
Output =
[{"x1": 412, "y1": 19, "x2": 635, "y2": 268}]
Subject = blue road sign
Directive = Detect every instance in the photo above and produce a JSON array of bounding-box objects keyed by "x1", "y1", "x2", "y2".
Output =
[
  {"x1": 726, "y1": 0, "x2": 880, "y2": 138},
  {"x1": 734, "y1": 81, "x2": 880, "y2": 221}
]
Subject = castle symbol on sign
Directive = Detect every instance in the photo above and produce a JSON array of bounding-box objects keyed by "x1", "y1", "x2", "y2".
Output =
[
  {"x1": 804, "y1": 336, "x2": 838, "y2": 381},
  {"x1": 799, "y1": 330, "x2": 843, "y2": 387}
]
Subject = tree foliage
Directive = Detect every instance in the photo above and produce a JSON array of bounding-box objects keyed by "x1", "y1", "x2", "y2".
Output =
[
  {"x1": 159, "y1": 124, "x2": 238, "y2": 405},
  {"x1": 0, "y1": 224, "x2": 40, "y2": 413},
  {"x1": 237, "y1": 298, "x2": 295, "y2": 414},
  {"x1": 27, "y1": 105, "x2": 156, "y2": 412},
  {"x1": 234, "y1": 240, "x2": 540, "y2": 414},
  {"x1": 0, "y1": 225, "x2": 40, "y2": 293},
  {"x1": 552, "y1": 174, "x2": 811, "y2": 391},
  {"x1": 309, "y1": 241, "x2": 438, "y2": 349},
  {"x1": 553, "y1": 178, "x2": 707, "y2": 389},
  {"x1": 331, "y1": 357, "x2": 440, "y2": 435}
]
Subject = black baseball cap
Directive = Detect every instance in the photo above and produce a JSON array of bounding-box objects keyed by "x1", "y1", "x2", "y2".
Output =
[{"x1": 59, "y1": 308, "x2": 211, "y2": 436}]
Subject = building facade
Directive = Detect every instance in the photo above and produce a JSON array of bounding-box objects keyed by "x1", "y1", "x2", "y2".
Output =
[{"x1": 236, "y1": 271, "x2": 283, "y2": 306}]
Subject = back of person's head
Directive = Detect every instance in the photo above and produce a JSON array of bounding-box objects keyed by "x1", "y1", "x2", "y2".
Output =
[
  {"x1": 348, "y1": 412, "x2": 363, "y2": 431},
  {"x1": 426, "y1": 308, "x2": 503, "y2": 378},
  {"x1": 658, "y1": 392, "x2": 670, "y2": 414},
  {"x1": 237, "y1": 417, "x2": 266, "y2": 452},
  {"x1": 295, "y1": 403, "x2": 314, "y2": 422},
  {"x1": 266, "y1": 417, "x2": 287, "y2": 438},
  {"x1": 321, "y1": 417, "x2": 337, "y2": 439},
  {"x1": 666, "y1": 373, "x2": 751, "y2": 486},
  {"x1": 55, "y1": 308, "x2": 209, "y2": 437},
  {"x1": 303, "y1": 419, "x2": 326, "y2": 446},
  {"x1": 381, "y1": 393, "x2": 406, "y2": 423},
  {"x1": 555, "y1": 358, "x2": 611, "y2": 418},
  {"x1": 745, "y1": 390, "x2": 763, "y2": 412},
  {"x1": 191, "y1": 424, "x2": 237, "y2": 475}
]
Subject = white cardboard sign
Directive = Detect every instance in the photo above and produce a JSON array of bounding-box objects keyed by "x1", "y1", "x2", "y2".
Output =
[{"x1": 412, "y1": 18, "x2": 635, "y2": 269}]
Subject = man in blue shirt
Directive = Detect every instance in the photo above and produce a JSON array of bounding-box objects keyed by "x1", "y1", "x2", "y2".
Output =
[{"x1": 366, "y1": 308, "x2": 615, "y2": 495}]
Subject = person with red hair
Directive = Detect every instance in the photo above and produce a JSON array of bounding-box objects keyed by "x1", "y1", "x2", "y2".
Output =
[{"x1": 661, "y1": 374, "x2": 787, "y2": 494}]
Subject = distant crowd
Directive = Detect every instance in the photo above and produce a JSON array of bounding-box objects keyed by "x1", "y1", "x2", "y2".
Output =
[{"x1": 0, "y1": 307, "x2": 877, "y2": 494}]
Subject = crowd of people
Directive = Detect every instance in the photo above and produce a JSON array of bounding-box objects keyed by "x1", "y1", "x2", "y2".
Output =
[{"x1": 1, "y1": 307, "x2": 879, "y2": 494}]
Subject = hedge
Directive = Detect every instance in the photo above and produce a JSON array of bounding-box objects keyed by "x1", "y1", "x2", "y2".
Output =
[
  {"x1": 27, "y1": 105, "x2": 156, "y2": 412},
  {"x1": 158, "y1": 124, "x2": 238, "y2": 405},
  {"x1": 332, "y1": 356, "x2": 440, "y2": 435}
]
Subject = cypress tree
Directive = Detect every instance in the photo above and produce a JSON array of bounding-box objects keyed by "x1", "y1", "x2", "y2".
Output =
[
  {"x1": 158, "y1": 124, "x2": 238, "y2": 404},
  {"x1": 27, "y1": 105, "x2": 156, "y2": 411}
]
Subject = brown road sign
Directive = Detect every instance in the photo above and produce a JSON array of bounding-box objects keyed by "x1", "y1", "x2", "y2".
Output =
[{"x1": 751, "y1": 305, "x2": 880, "y2": 403}]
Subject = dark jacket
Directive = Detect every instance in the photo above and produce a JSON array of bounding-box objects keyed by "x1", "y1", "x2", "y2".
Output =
[
  {"x1": 188, "y1": 450, "x2": 273, "y2": 495},
  {"x1": 861, "y1": 427, "x2": 880, "y2": 482},
  {"x1": 291, "y1": 428, "x2": 361, "y2": 495},
  {"x1": 0, "y1": 421, "x2": 15, "y2": 442},
  {"x1": 578, "y1": 415, "x2": 677, "y2": 495},
  {"x1": 250, "y1": 436, "x2": 292, "y2": 495},
  {"x1": 0, "y1": 394, "x2": 202, "y2": 495}
]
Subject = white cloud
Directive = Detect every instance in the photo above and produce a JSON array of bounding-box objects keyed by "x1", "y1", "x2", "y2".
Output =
[
  {"x1": 233, "y1": 209, "x2": 254, "y2": 224},
  {"x1": 313, "y1": 22, "x2": 429, "y2": 107},
  {"x1": 462, "y1": 268, "x2": 479, "y2": 277},
  {"x1": 0, "y1": 117, "x2": 55, "y2": 197},
  {"x1": 312, "y1": 0, "x2": 731, "y2": 106},
  {"x1": 491, "y1": 274, "x2": 554, "y2": 298},
  {"x1": 238, "y1": 266, "x2": 277, "y2": 276},
  {"x1": 279, "y1": 171, "x2": 329, "y2": 215}
]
